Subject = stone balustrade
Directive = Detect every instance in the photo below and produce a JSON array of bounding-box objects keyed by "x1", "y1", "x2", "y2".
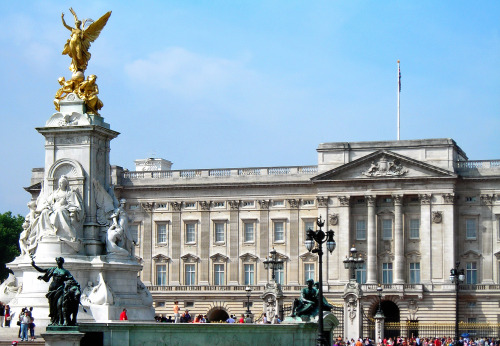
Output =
[{"x1": 123, "y1": 165, "x2": 318, "y2": 181}]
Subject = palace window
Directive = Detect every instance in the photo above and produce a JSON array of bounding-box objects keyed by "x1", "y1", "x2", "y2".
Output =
[
  {"x1": 273, "y1": 200, "x2": 284, "y2": 207},
  {"x1": 243, "y1": 222, "x2": 254, "y2": 243},
  {"x1": 130, "y1": 224, "x2": 139, "y2": 244},
  {"x1": 382, "y1": 219, "x2": 393, "y2": 240},
  {"x1": 275, "y1": 266, "x2": 284, "y2": 285},
  {"x1": 156, "y1": 264, "x2": 167, "y2": 286},
  {"x1": 409, "y1": 262, "x2": 421, "y2": 284},
  {"x1": 466, "y1": 262, "x2": 477, "y2": 284},
  {"x1": 274, "y1": 221, "x2": 285, "y2": 243},
  {"x1": 304, "y1": 220, "x2": 315, "y2": 238},
  {"x1": 409, "y1": 219, "x2": 420, "y2": 239},
  {"x1": 304, "y1": 263, "x2": 315, "y2": 282},
  {"x1": 355, "y1": 262, "x2": 367, "y2": 284},
  {"x1": 214, "y1": 222, "x2": 225, "y2": 243},
  {"x1": 242, "y1": 201, "x2": 254, "y2": 207},
  {"x1": 214, "y1": 264, "x2": 225, "y2": 286},
  {"x1": 214, "y1": 201, "x2": 225, "y2": 208},
  {"x1": 156, "y1": 223, "x2": 167, "y2": 244},
  {"x1": 303, "y1": 200, "x2": 314, "y2": 206},
  {"x1": 185, "y1": 264, "x2": 196, "y2": 285},
  {"x1": 356, "y1": 220, "x2": 366, "y2": 240},
  {"x1": 382, "y1": 263, "x2": 393, "y2": 284},
  {"x1": 466, "y1": 218, "x2": 477, "y2": 239},
  {"x1": 244, "y1": 264, "x2": 255, "y2": 285},
  {"x1": 185, "y1": 223, "x2": 196, "y2": 244},
  {"x1": 184, "y1": 202, "x2": 196, "y2": 208}
]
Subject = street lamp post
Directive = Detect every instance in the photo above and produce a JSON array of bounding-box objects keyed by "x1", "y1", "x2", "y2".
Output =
[
  {"x1": 245, "y1": 286, "x2": 252, "y2": 314},
  {"x1": 263, "y1": 248, "x2": 284, "y2": 284},
  {"x1": 374, "y1": 284, "x2": 385, "y2": 341},
  {"x1": 305, "y1": 216, "x2": 336, "y2": 346},
  {"x1": 450, "y1": 262, "x2": 465, "y2": 346},
  {"x1": 376, "y1": 285, "x2": 383, "y2": 313},
  {"x1": 343, "y1": 245, "x2": 365, "y2": 281}
]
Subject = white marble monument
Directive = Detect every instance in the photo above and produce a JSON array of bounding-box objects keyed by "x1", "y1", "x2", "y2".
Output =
[{"x1": 7, "y1": 92, "x2": 154, "y2": 326}]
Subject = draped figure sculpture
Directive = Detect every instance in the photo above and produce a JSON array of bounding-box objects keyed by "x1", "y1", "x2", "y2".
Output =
[
  {"x1": 61, "y1": 8, "x2": 111, "y2": 73},
  {"x1": 106, "y1": 199, "x2": 135, "y2": 256},
  {"x1": 34, "y1": 175, "x2": 84, "y2": 244}
]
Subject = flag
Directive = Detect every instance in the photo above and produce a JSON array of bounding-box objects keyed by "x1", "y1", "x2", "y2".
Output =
[{"x1": 398, "y1": 63, "x2": 401, "y2": 92}]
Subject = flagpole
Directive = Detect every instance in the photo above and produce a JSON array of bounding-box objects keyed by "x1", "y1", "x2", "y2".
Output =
[{"x1": 397, "y1": 60, "x2": 401, "y2": 140}]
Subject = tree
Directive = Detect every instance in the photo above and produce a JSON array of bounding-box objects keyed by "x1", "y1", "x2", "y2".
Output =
[{"x1": 0, "y1": 211, "x2": 24, "y2": 282}]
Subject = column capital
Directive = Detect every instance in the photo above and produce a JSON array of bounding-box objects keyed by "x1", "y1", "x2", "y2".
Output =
[
  {"x1": 228, "y1": 200, "x2": 240, "y2": 210},
  {"x1": 419, "y1": 194, "x2": 432, "y2": 204},
  {"x1": 316, "y1": 196, "x2": 329, "y2": 207},
  {"x1": 392, "y1": 194, "x2": 403, "y2": 205},
  {"x1": 338, "y1": 196, "x2": 350, "y2": 206},
  {"x1": 480, "y1": 194, "x2": 495, "y2": 205},
  {"x1": 442, "y1": 193, "x2": 456, "y2": 204},
  {"x1": 287, "y1": 199, "x2": 300, "y2": 209},
  {"x1": 365, "y1": 195, "x2": 376, "y2": 206},
  {"x1": 258, "y1": 200, "x2": 270, "y2": 209},
  {"x1": 170, "y1": 201, "x2": 182, "y2": 212},
  {"x1": 141, "y1": 202, "x2": 155, "y2": 212},
  {"x1": 199, "y1": 201, "x2": 211, "y2": 211}
]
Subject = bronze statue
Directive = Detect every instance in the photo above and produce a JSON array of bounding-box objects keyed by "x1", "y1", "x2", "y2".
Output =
[
  {"x1": 290, "y1": 279, "x2": 333, "y2": 318},
  {"x1": 31, "y1": 256, "x2": 82, "y2": 326},
  {"x1": 61, "y1": 8, "x2": 111, "y2": 73}
]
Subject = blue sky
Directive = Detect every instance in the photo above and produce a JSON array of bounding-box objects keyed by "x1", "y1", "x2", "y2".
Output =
[{"x1": 1, "y1": 1, "x2": 499, "y2": 215}]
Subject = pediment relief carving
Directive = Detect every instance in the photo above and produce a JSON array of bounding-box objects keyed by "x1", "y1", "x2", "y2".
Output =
[
  {"x1": 210, "y1": 253, "x2": 229, "y2": 262},
  {"x1": 181, "y1": 253, "x2": 200, "y2": 263},
  {"x1": 239, "y1": 253, "x2": 258, "y2": 262},
  {"x1": 153, "y1": 254, "x2": 171, "y2": 263},
  {"x1": 273, "y1": 251, "x2": 289, "y2": 261},
  {"x1": 405, "y1": 251, "x2": 421, "y2": 261},
  {"x1": 362, "y1": 155, "x2": 408, "y2": 177},
  {"x1": 299, "y1": 252, "x2": 317, "y2": 261},
  {"x1": 377, "y1": 250, "x2": 394, "y2": 261},
  {"x1": 312, "y1": 150, "x2": 456, "y2": 182},
  {"x1": 460, "y1": 250, "x2": 482, "y2": 260}
]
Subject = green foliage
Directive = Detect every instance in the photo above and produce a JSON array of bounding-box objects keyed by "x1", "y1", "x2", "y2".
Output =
[{"x1": 0, "y1": 211, "x2": 24, "y2": 282}]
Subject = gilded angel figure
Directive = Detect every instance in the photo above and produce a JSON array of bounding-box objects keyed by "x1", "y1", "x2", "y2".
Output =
[{"x1": 61, "y1": 8, "x2": 111, "y2": 73}]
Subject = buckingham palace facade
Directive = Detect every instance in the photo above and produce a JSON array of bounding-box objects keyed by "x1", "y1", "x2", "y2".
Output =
[{"x1": 54, "y1": 138, "x2": 500, "y2": 324}]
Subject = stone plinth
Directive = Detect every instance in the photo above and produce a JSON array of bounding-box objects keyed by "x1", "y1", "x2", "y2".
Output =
[{"x1": 42, "y1": 327, "x2": 85, "y2": 346}]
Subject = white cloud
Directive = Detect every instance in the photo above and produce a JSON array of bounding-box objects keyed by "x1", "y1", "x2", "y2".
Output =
[{"x1": 124, "y1": 47, "x2": 259, "y2": 100}]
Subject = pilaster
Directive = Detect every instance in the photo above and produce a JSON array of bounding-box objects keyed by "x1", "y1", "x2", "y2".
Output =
[
  {"x1": 229, "y1": 200, "x2": 240, "y2": 284},
  {"x1": 366, "y1": 195, "x2": 377, "y2": 284},
  {"x1": 170, "y1": 202, "x2": 182, "y2": 285},
  {"x1": 259, "y1": 200, "x2": 270, "y2": 284},
  {"x1": 393, "y1": 194, "x2": 405, "y2": 284},
  {"x1": 288, "y1": 199, "x2": 300, "y2": 286},
  {"x1": 199, "y1": 201, "x2": 210, "y2": 285},
  {"x1": 337, "y1": 196, "x2": 351, "y2": 283},
  {"x1": 419, "y1": 194, "x2": 432, "y2": 283}
]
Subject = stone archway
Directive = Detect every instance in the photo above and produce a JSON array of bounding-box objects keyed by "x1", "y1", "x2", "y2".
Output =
[
  {"x1": 381, "y1": 300, "x2": 400, "y2": 339},
  {"x1": 207, "y1": 308, "x2": 229, "y2": 323}
]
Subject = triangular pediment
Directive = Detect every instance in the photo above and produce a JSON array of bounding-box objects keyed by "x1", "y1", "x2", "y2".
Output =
[
  {"x1": 312, "y1": 150, "x2": 456, "y2": 181},
  {"x1": 210, "y1": 253, "x2": 229, "y2": 262},
  {"x1": 153, "y1": 254, "x2": 171, "y2": 263},
  {"x1": 181, "y1": 253, "x2": 200, "y2": 262}
]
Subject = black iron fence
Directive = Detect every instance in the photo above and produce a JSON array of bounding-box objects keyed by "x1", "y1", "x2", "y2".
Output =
[{"x1": 385, "y1": 322, "x2": 500, "y2": 339}]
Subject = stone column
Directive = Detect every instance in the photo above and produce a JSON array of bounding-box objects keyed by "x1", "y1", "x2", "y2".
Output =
[
  {"x1": 442, "y1": 194, "x2": 456, "y2": 282},
  {"x1": 337, "y1": 196, "x2": 351, "y2": 283},
  {"x1": 393, "y1": 195, "x2": 405, "y2": 284},
  {"x1": 481, "y1": 194, "x2": 495, "y2": 284},
  {"x1": 170, "y1": 202, "x2": 182, "y2": 285},
  {"x1": 366, "y1": 195, "x2": 377, "y2": 284},
  {"x1": 343, "y1": 285, "x2": 363, "y2": 341},
  {"x1": 258, "y1": 200, "x2": 270, "y2": 284},
  {"x1": 419, "y1": 194, "x2": 432, "y2": 284},
  {"x1": 140, "y1": 202, "x2": 154, "y2": 284},
  {"x1": 229, "y1": 200, "x2": 240, "y2": 285},
  {"x1": 199, "y1": 201, "x2": 211, "y2": 285},
  {"x1": 288, "y1": 199, "x2": 300, "y2": 285}
]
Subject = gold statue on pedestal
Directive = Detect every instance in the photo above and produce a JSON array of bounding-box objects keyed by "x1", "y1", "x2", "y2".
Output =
[
  {"x1": 55, "y1": 8, "x2": 110, "y2": 115},
  {"x1": 61, "y1": 8, "x2": 111, "y2": 74}
]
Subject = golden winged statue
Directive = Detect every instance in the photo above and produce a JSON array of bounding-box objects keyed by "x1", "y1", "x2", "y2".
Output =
[{"x1": 61, "y1": 8, "x2": 111, "y2": 73}]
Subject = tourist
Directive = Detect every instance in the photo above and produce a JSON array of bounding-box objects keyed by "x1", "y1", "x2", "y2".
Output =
[
  {"x1": 261, "y1": 313, "x2": 268, "y2": 324},
  {"x1": 226, "y1": 314, "x2": 236, "y2": 323},
  {"x1": 5, "y1": 305, "x2": 11, "y2": 327},
  {"x1": 181, "y1": 310, "x2": 191, "y2": 323},
  {"x1": 238, "y1": 314, "x2": 245, "y2": 323},
  {"x1": 17, "y1": 308, "x2": 25, "y2": 338},
  {"x1": 271, "y1": 314, "x2": 281, "y2": 324},
  {"x1": 120, "y1": 308, "x2": 128, "y2": 320},
  {"x1": 173, "y1": 301, "x2": 180, "y2": 323},
  {"x1": 201, "y1": 315, "x2": 207, "y2": 323},
  {"x1": 0, "y1": 302, "x2": 4, "y2": 327},
  {"x1": 28, "y1": 307, "x2": 35, "y2": 341},
  {"x1": 20, "y1": 310, "x2": 30, "y2": 342}
]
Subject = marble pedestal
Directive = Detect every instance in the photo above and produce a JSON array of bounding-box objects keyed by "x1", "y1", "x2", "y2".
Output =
[{"x1": 7, "y1": 254, "x2": 155, "y2": 327}]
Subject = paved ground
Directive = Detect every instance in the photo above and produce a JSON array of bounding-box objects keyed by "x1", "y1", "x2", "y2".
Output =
[{"x1": 0, "y1": 325, "x2": 45, "y2": 345}]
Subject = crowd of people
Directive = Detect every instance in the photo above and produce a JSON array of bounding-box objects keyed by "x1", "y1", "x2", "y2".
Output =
[{"x1": 333, "y1": 336, "x2": 500, "y2": 346}]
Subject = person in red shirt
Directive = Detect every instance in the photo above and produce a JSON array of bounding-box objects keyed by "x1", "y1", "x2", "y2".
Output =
[{"x1": 120, "y1": 308, "x2": 128, "y2": 320}]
